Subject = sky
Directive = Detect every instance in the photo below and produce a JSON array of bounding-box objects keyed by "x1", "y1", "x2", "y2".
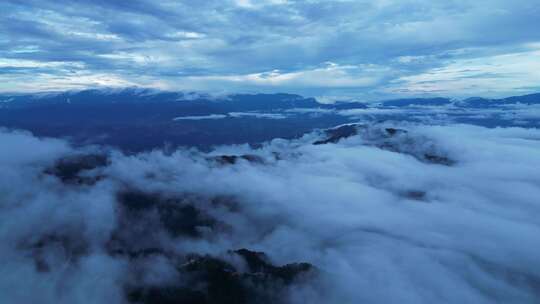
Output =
[{"x1": 1, "y1": 0, "x2": 540, "y2": 100}]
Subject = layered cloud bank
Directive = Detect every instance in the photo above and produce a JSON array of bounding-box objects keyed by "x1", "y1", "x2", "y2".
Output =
[
  {"x1": 2, "y1": 1, "x2": 540, "y2": 98},
  {"x1": 1, "y1": 123, "x2": 540, "y2": 303}
]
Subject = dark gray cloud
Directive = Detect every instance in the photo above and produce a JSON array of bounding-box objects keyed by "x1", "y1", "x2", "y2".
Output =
[{"x1": 1, "y1": 0, "x2": 539, "y2": 99}]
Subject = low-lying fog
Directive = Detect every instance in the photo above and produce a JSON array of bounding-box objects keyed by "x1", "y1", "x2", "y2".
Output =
[{"x1": 1, "y1": 122, "x2": 539, "y2": 303}]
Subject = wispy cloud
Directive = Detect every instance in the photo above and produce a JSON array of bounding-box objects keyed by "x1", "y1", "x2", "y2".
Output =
[{"x1": 389, "y1": 45, "x2": 540, "y2": 97}]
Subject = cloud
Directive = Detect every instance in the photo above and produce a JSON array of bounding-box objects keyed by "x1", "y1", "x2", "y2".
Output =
[
  {"x1": 177, "y1": 63, "x2": 389, "y2": 91},
  {"x1": 1, "y1": 122, "x2": 540, "y2": 303},
  {"x1": 172, "y1": 114, "x2": 228, "y2": 120},
  {"x1": 388, "y1": 45, "x2": 540, "y2": 97},
  {"x1": 228, "y1": 112, "x2": 288, "y2": 119},
  {"x1": 0, "y1": 71, "x2": 145, "y2": 92},
  {"x1": 233, "y1": 0, "x2": 288, "y2": 9},
  {"x1": 0, "y1": 58, "x2": 85, "y2": 69},
  {"x1": 1, "y1": 0, "x2": 540, "y2": 98}
]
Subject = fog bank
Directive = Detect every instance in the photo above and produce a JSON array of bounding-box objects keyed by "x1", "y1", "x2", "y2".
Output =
[{"x1": 1, "y1": 123, "x2": 539, "y2": 303}]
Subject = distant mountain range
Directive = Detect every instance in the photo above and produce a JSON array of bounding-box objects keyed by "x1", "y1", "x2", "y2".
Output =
[
  {"x1": 456, "y1": 93, "x2": 540, "y2": 107},
  {"x1": 0, "y1": 89, "x2": 368, "y2": 124},
  {"x1": 0, "y1": 89, "x2": 539, "y2": 151},
  {"x1": 380, "y1": 93, "x2": 540, "y2": 107},
  {"x1": 1, "y1": 88, "x2": 539, "y2": 111}
]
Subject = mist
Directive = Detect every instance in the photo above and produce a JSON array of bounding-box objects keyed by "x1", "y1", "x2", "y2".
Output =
[{"x1": 1, "y1": 122, "x2": 539, "y2": 303}]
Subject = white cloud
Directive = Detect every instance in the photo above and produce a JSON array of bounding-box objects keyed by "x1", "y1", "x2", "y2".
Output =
[
  {"x1": 234, "y1": 0, "x2": 288, "y2": 9},
  {"x1": 1, "y1": 122, "x2": 540, "y2": 302},
  {"x1": 0, "y1": 71, "x2": 167, "y2": 93},
  {"x1": 180, "y1": 63, "x2": 389, "y2": 89},
  {"x1": 228, "y1": 112, "x2": 288, "y2": 119},
  {"x1": 165, "y1": 31, "x2": 206, "y2": 39},
  {"x1": 388, "y1": 45, "x2": 540, "y2": 97},
  {"x1": 65, "y1": 31, "x2": 121, "y2": 41},
  {"x1": 0, "y1": 59, "x2": 85, "y2": 69},
  {"x1": 172, "y1": 114, "x2": 227, "y2": 120}
]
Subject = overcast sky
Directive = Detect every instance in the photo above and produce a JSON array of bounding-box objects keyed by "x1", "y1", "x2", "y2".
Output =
[{"x1": 1, "y1": 0, "x2": 540, "y2": 100}]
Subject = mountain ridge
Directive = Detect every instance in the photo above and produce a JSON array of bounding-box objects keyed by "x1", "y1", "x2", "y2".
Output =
[{"x1": 2, "y1": 88, "x2": 539, "y2": 109}]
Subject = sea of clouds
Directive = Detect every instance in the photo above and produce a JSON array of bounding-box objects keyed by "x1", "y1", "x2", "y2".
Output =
[{"x1": 1, "y1": 122, "x2": 540, "y2": 303}]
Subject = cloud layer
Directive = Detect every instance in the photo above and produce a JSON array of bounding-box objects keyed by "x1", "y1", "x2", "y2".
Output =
[
  {"x1": 1, "y1": 123, "x2": 540, "y2": 303},
  {"x1": 1, "y1": 0, "x2": 540, "y2": 99}
]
